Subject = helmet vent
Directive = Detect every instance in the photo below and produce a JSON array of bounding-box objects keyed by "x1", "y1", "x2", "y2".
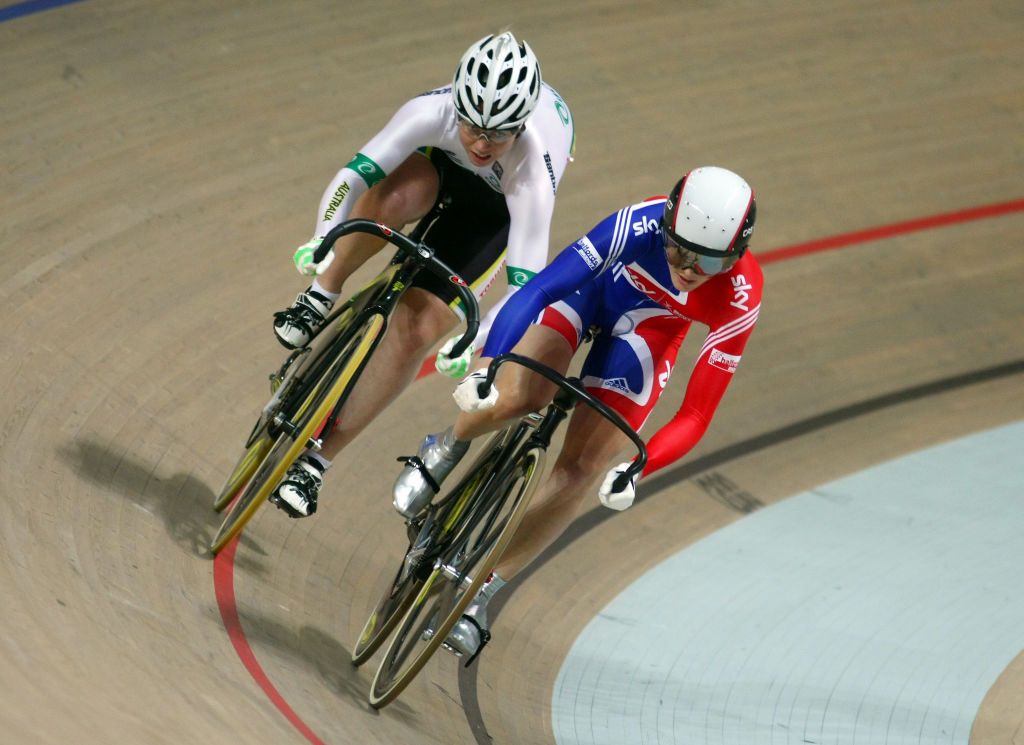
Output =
[{"x1": 451, "y1": 32, "x2": 542, "y2": 129}]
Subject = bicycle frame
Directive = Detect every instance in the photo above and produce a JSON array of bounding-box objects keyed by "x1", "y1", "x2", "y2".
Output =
[
  {"x1": 480, "y1": 353, "x2": 648, "y2": 487},
  {"x1": 404, "y1": 418, "x2": 537, "y2": 578},
  {"x1": 268, "y1": 218, "x2": 480, "y2": 448},
  {"x1": 209, "y1": 217, "x2": 481, "y2": 553},
  {"x1": 403, "y1": 353, "x2": 649, "y2": 591},
  {"x1": 363, "y1": 354, "x2": 651, "y2": 702}
]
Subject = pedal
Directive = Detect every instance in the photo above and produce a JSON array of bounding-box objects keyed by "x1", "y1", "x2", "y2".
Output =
[{"x1": 268, "y1": 348, "x2": 309, "y2": 394}]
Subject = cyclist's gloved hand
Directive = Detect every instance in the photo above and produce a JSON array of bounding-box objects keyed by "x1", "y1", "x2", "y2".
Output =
[
  {"x1": 435, "y1": 336, "x2": 476, "y2": 378},
  {"x1": 453, "y1": 369, "x2": 499, "y2": 412},
  {"x1": 599, "y1": 462, "x2": 636, "y2": 511},
  {"x1": 292, "y1": 237, "x2": 332, "y2": 276}
]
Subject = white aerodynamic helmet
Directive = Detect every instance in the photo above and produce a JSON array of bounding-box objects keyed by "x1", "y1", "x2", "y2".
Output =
[
  {"x1": 452, "y1": 32, "x2": 542, "y2": 130},
  {"x1": 661, "y1": 166, "x2": 757, "y2": 274}
]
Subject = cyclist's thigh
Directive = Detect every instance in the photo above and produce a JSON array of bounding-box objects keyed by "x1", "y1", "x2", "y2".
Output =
[
  {"x1": 558, "y1": 402, "x2": 633, "y2": 474},
  {"x1": 409, "y1": 149, "x2": 510, "y2": 314},
  {"x1": 390, "y1": 287, "x2": 460, "y2": 352},
  {"x1": 580, "y1": 306, "x2": 690, "y2": 432},
  {"x1": 499, "y1": 324, "x2": 576, "y2": 409},
  {"x1": 535, "y1": 280, "x2": 602, "y2": 352},
  {"x1": 497, "y1": 282, "x2": 602, "y2": 406},
  {"x1": 354, "y1": 152, "x2": 440, "y2": 224}
]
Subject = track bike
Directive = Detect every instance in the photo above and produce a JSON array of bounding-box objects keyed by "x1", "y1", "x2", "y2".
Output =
[
  {"x1": 354, "y1": 352, "x2": 648, "y2": 708},
  {"x1": 208, "y1": 216, "x2": 480, "y2": 554}
]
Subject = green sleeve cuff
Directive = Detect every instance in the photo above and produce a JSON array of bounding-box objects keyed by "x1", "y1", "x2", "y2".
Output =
[
  {"x1": 506, "y1": 266, "x2": 537, "y2": 287},
  {"x1": 344, "y1": 152, "x2": 387, "y2": 188}
]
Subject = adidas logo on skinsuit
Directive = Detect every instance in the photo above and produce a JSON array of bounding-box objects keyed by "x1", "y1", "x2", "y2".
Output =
[{"x1": 602, "y1": 377, "x2": 631, "y2": 393}]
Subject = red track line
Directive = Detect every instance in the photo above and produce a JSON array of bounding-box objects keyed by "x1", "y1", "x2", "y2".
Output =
[
  {"x1": 213, "y1": 537, "x2": 327, "y2": 745},
  {"x1": 212, "y1": 196, "x2": 1024, "y2": 742},
  {"x1": 758, "y1": 198, "x2": 1024, "y2": 265}
]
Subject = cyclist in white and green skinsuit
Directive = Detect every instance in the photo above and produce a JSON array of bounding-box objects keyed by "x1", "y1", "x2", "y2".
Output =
[{"x1": 269, "y1": 31, "x2": 576, "y2": 519}]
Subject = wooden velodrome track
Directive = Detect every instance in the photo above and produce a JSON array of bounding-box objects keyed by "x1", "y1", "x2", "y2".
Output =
[{"x1": 3, "y1": 1, "x2": 1022, "y2": 743}]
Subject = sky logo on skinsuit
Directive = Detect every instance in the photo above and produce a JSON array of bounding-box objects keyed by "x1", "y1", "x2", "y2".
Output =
[
  {"x1": 708, "y1": 348, "x2": 741, "y2": 373},
  {"x1": 730, "y1": 274, "x2": 753, "y2": 311},
  {"x1": 632, "y1": 216, "x2": 658, "y2": 236},
  {"x1": 658, "y1": 360, "x2": 672, "y2": 388},
  {"x1": 624, "y1": 269, "x2": 658, "y2": 297},
  {"x1": 574, "y1": 237, "x2": 602, "y2": 270},
  {"x1": 623, "y1": 266, "x2": 694, "y2": 321}
]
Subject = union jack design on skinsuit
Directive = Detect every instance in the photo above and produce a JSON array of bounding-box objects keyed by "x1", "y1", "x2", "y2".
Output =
[{"x1": 481, "y1": 196, "x2": 764, "y2": 476}]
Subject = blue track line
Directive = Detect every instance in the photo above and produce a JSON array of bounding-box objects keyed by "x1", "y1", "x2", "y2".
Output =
[{"x1": 0, "y1": 0, "x2": 86, "y2": 23}]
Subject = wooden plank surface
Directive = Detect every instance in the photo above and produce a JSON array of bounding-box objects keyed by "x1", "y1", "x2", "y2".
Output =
[{"x1": 2, "y1": 1, "x2": 1022, "y2": 743}]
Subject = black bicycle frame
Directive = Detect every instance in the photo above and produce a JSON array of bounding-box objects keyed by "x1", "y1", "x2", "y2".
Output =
[
  {"x1": 480, "y1": 353, "x2": 648, "y2": 491},
  {"x1": 275, "y1": 217, "x2": 480, "y2": 444},
  {"x1": 408, "y1": 352, "x2": 650, "y2": 581}
]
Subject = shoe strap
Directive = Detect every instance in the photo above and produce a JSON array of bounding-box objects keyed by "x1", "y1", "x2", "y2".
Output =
[
  {"x1": 396, "y1": 455, "x2": 441, "y2": 494},
  {"x1": 460, "y1": 613, "x2": 491, "y2": 668}
]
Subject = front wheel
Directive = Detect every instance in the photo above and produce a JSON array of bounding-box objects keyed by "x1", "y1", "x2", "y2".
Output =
[
  {"x1": 208, "y1": 313, "x2": 385, "y2": 555},
  {"x1": 350, "y1": 550, "x2": 428, "y2": 667},
  {"x1": 350, "y1": 426, "x2": 522, "y2": 666},
  {"x1": 368, "y1": 445, "x2": 545, "y2": 708}
]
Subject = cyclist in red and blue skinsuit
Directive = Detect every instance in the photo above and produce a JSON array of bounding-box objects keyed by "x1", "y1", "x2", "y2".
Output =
[
  {"x1": 392, "y1": 166, "x2": 764, "y2": 659},
  {"x1": 480, "y1": 194, "x2": 762, "y2": 475}
]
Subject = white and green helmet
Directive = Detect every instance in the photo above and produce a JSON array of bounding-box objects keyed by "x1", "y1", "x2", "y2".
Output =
[{"x1": 452, "y1": 32, "x2": 542, "y2": 131}]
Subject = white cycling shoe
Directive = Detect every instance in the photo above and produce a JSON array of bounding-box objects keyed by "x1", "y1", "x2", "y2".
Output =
[
  {"x1": 273, "y1": 288, "x2": 334, "y2": 349},
  {"x1": 269, "y1": 454, "x2": 324, "y2": 518}
]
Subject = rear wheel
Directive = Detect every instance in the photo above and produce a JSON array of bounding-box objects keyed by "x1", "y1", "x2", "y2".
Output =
[
  {"x1": 368, "y1": 445, "x2": 544, "y2": 708},
  {"x1": 212, "y1": 338, "x2": 318, "y2": 513},
  {"x1": 211, "y1": 433, "x2": 273, "y2": 513},
  {"x1": 208, "y1": 313, "x2": 385, "y2": 554}
]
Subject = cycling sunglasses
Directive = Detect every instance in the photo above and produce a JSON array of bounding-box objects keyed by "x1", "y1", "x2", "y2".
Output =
[
  {"x1": 662, "y1": 226, "x2": 741, "y2": 276},
  {"x1": 457, "y1": 116, "x2": 523, "y2": 143}
]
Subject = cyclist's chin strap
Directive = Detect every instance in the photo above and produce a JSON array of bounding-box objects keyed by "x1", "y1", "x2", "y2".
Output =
[
  {"x1": 460, "y1": 614, "x2": 492, "y2": 668},
  {"x1": 396, "y1": 455, "x2": 441, "y2": 494}
]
